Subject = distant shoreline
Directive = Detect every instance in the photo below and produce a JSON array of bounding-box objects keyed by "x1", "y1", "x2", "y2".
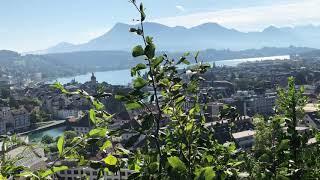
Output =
[{"x1": 48, "y1": 55, "x2": 289, "y2": 85}]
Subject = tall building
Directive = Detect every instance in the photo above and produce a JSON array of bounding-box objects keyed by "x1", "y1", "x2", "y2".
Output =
[
  {"x1": 231, "y1": 91, "x2": 276, "y2": 116},
  {"x1": 91, "y1": 72, "x2": 97, "y2": 85}
]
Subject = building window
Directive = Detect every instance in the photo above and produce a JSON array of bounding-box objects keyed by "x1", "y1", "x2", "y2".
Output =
[
  {"x1": 67, "y1": 170, "x2": 72, "y2": 174},
  {"x1": 74, "y1": 170, "x2": 78, "y2": 174},
  {"x1": 93, "y1": 171, "x2": 97, "y2": 175},
  {"x1": 121, "y1": 172, "x2": 126, "y2": 176}
]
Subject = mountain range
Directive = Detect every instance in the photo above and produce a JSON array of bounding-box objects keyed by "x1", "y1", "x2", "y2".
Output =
[{"x1": 32, "y1": 22, "x2": 320, "y2": 54}]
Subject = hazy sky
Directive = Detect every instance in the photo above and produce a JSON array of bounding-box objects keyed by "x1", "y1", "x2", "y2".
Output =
[{"x1": 1, "y1": 0, "x2": 319, "y2": 52}]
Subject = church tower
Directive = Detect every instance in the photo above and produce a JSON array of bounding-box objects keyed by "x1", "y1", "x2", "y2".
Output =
[{"x1": 91, "y1": 72, "x2": 97, "y2": 84}]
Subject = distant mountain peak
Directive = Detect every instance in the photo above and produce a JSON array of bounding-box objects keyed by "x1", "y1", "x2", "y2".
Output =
[
  {"x1": 263, "y1": 25, "x2": 279, "y2": 32},
  {"x1": 192, "y1": 22, "x2": 223, "y2": 29},
  {"x1": 30, "y1": 22, "x2": 320, "y2": 54},
  {"x1": 53, "y1": 42, "x2": 74, "y2": 47}
]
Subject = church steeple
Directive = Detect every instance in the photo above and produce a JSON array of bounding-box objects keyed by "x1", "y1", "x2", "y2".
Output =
[{"x1": 91, "y1": 72, "x2": 96, "y2": 84}]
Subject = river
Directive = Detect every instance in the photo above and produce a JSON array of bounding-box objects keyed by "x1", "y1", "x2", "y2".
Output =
[{"x1": 28, "y1": 126, "x2": 66, "y2": 143}]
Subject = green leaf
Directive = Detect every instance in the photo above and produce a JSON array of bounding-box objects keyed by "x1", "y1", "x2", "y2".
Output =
[
  {"x1": 151, "y1": 56, "x2": 164, "y2": 68},
  {"x1": 115, "y1": 94, "x2": 127, "y2": 101},
  {"x1": 129, "y1": 28, "x2": 137, "y2": 32},
  {"x1": 159, "y1": 78, "x2": 170, "y2": 87},
  {"x1": 183, "y1": 52, "x2": 190, "y2": 56},
  {"x1": 146, "y1": 36, "x2": 153, "y2": 45},
  {"x1": 175, "y1": 95, "x2": 185, "y2": 104},
  {"x1": 100, "y1": 140, "x2": 112, "y2": 150},
  {"x1": 186, "y1": 121, "x2": 193, "y2": 132},
  {"x1": 135, "y1": 63, "x2": 147, "y2": 70},
  {"x1": 89, "y1": 128, "x2": 107, "y2": 137},
  {"x1": 18, "y1": 171, "x2": 39, "y2": 178},
  {"x1": 131, "y1": 63, "x2": 147, "y2": 76},
  {"x1": 144, "y1": 44, "x2": 156, "y2": 59},
  {"x1": 226, "y1": 142, "x2": 236, "y2": 153},
  {"x1": 52, "y1": 82, "x2": 68, "y2": 94},
  {"x1": 196, "y1": 167, "x2": 216, "y2": 180},
  {"x1": 117, "y1": 147, "x2": 130, "y2": 155},
  {"x1": 315, "y1": 132, "x2": 320, "y2": 142},
  {"x1": 40, "y1": 166, "x2": 68, "y2": 178},
  {"x1": 57, "y1": 135, "x2": 65, "y2": 156},
  {"x1": 140, "y1": 3, "x2": 146, "y2": 21},
  {"x1": 177, "y1": 56, "x2": 190, "y2": 65},
  {"x1": 89, "y1": 109, "x2": 96, "y2": 124},
  {"x1": 53, "y1": 166, "x2": 69, "y2": 173},
  {"x1": 104, "y1": 154, "x2": 117, "y2": 166},
  {"x1": 125, "y1": 101, "x2": 143, "y2": 110},
  {"x1": 230, "y1": 161, "x2": 244, "y2": 167},
  {"x1": 167, "y1": 156, "x2": 187, "y2": 173},
  {"x1": 132, "y1": 45, "x2": 144, "y2": 57},
  {"x1": 171, "y1": 84, "x2": 182, "y2": 91},
  {"x1": 195, "y1": 51, "x2": 200, "y2": 61},
  {"x1": 277, "y1": 139, "x2": 289, "y2": 151},
  {"x1": 93, "y1": 100, "x2": 104, "y2": 110},
  {"x1": 133, "y1": 77, "x2": 147, "y2": 89}
]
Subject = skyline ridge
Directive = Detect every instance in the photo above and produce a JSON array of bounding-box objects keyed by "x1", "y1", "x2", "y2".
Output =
[{"x1": 24, "y1": 22, "x2": 320, "y2": 55}]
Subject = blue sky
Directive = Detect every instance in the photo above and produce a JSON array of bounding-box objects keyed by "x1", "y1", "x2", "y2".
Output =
[{"x1": 1, "y1": 0, "x2": 319, "y2": 52}]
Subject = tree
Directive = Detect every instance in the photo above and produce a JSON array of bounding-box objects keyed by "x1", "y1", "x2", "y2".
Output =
[
  {"x1": 41, "y1": 135, "x2": 55, "y2": 144},
  {"x1": 64, "y1": 131, "x2": 77, "y2": 145},
  {"x1": 277, "y1": 77, "x2": 307, "y2": 164},
  {"x1": 252, "y1": 77, "x2": 313, "y2": 179},
  {"x1": 0, "y1": 88, "x2": 10, "y2": 99}
]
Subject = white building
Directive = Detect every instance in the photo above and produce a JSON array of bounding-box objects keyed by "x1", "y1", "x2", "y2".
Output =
[
  {"x1": 55, "y1": 109, "x2": 82, "y2": 120},
  {"x1": 55, "y1": 168, "x2": 134, "y2": 180},
  {"x1": 232, "y1": 130, "x2": 255, "y2": 149},
  {"x1": 302, "y1": 103, "x2": 320, "y2": 129}
]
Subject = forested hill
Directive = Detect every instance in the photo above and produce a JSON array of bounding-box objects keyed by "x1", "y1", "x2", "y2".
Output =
[
  {"x1": 43, "y1": 46, "x2": 316, "y2": 70},
  {"x1": 0, "y1": 46, "x2": 316, "y2": 79}
]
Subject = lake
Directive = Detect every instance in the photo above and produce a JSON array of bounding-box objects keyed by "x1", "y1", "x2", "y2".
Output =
[{"x1": 52, "y1": 55, "x2": 289, "y2": 86}]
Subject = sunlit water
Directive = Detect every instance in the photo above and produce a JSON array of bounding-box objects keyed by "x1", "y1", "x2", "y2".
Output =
[{"x1": 52, "y1": 55, "x2": 289, "y2": 86}]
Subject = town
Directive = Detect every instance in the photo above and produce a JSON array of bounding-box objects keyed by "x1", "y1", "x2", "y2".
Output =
[{"x1": 1, "y1": 50, "x2": 320, "y2": 179}]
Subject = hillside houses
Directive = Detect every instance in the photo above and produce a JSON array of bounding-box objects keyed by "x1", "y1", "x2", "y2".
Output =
[{"x1": 0, "y1": 106, "x2": 30, "y2": 134}]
